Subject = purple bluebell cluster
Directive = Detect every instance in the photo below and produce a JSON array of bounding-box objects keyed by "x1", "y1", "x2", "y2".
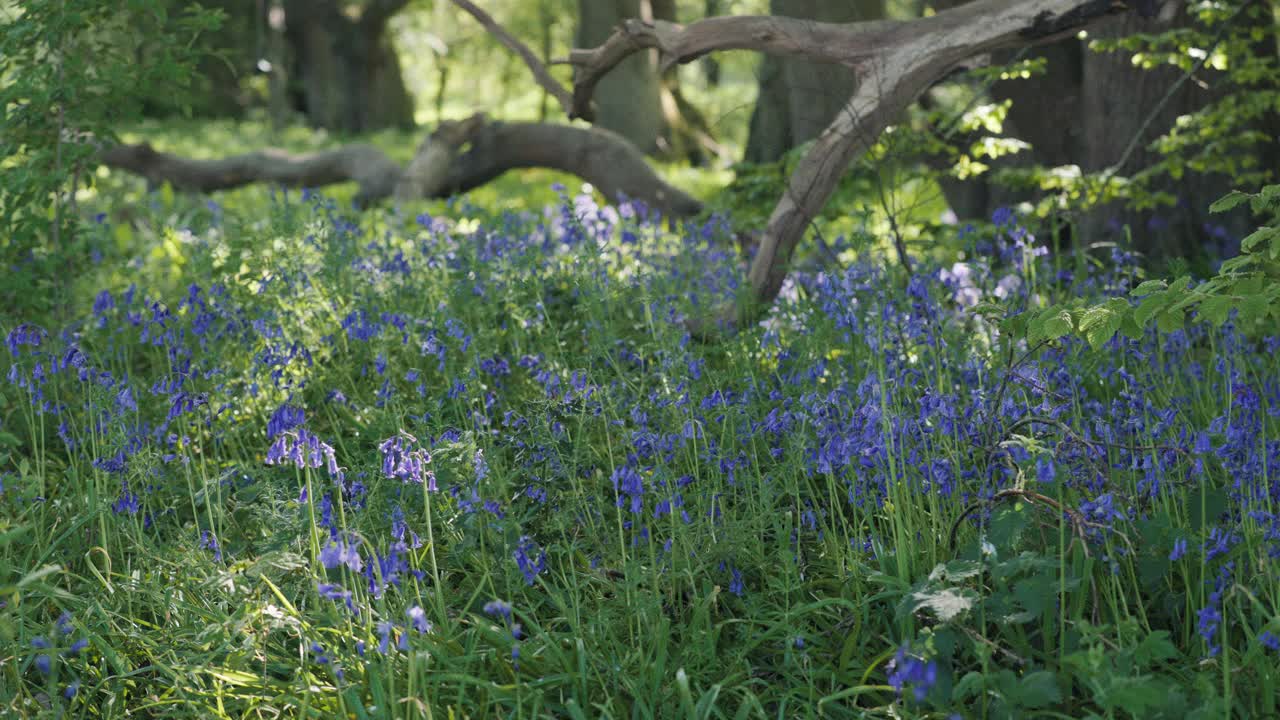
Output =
[{"x1": 5, "y1": 188, "x2": 1278, "y2": 712}]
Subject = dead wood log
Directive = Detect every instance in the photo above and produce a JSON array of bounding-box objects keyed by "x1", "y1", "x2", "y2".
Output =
[
  {"x1": 563, "y1": 0, "x2": 1142, "y2": 334},
  {"x1": 100, "y1": 114, "x2": 703, "y2": 218}
]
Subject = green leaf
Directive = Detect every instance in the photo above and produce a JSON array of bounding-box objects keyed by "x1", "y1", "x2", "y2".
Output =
[
  {"x1": 1209, "y1": 190, "x2": 1250, "y2": 213},
  {"x1": 1155, "y1": 308, "x2": 1185, "y2": 333},
  {"x1": 1103, "y1": 677, "x2": 1169, "y2": 715},
  {"x1": 1241, "y1": 226, "x2": 1277, "y2": 254},
  {"x1": 1131, "y1": 280, "x2": 1168, "y2": 296},
  {"x1": 1134, "y1": 292, "x2": 1173, "y2": 327},
  {"x1": 1198, "y1": 295, "x2": 1234, "y2": 326},
  {"x1": 1134, "y1": 630, "x2": 1179, "y2": 667},
  {"x1": 1013, "y1": 672, "x2": 1062, "y2": 709},
  {"x1": 910, "y1": 587, "x2": 978, "y2": 622},
  {"x1": 1079, "y1": 301, "x2": 1126, "y2": 350},
  {"x1": 1039, "y1": 309, "x2": 1074, "y2": 341}
]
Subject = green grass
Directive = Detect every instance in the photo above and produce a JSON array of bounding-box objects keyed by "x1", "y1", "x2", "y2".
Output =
[{"x1": 2, "y1": 123, "x2": 1279, "y2": 719}]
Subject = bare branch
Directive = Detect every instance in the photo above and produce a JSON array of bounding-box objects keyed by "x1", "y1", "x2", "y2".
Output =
[
  {"x1": 563, "y1": 16, "x2": 893, "y2": 120},
  {"x1": 450, "y1": 0, "x2": 577, "y2": 117},
  {"x1": 664, "y1": 0, "x2": 1133, "y2": 336}
]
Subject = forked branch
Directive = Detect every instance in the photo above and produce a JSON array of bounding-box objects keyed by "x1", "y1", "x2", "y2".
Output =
[
  {"x1": 565, "y1": 0, "x2": 1137, "y2": 335},
  {"x1": 449, "y1": 0, "x2": 577, "y2": 117}
]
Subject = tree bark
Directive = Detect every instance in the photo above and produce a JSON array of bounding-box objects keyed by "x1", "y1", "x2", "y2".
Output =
[
  {"x1": 565, "y1": 0, "x2": 1135, "y2": 333},
  {"x1": 576, "y1": 0, "x2": 665, "y2": 153},
  {"x1": 929, "y1": 1, "x2": 1278, "y2": 260},
  {"x1": 99, "y1": 116, "x2": 704, "y2": 218},
  {"x1": 1076, "y1": 5, "x2": 1277, "y2": 259},
  {"x1": 282, "y1": 0, "x2": 415, "y2": 133},
  {"x1": 744, "y1": 0, "x2": 886, "y2": 164}
]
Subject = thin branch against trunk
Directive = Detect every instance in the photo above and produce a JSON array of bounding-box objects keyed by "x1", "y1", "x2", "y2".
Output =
[
  {"x1": 565, "y1": 0, "x2": 1134, "y2": 335},
  {"x1": 99, "y1": 116, "x2": 704, "y2": 218},
  {"x1": 449, "y1": 0, "x2": 577, "y2": 117}
]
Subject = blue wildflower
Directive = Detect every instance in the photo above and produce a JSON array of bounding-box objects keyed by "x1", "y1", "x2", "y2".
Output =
[
  {"x1": 513, "y1": 536, "x2": 546, "y2": 585},
  {"x1": 406, "y1": 605, "x2": 431, "y2": 633},
  {"x1": 887, "y1": 645, "x2": 938, "y2": 703}
]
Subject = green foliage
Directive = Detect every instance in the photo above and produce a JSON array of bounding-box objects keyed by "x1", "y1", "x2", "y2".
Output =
[
  {"x1": 1020, "y1": 184, "x2": 1280, "y2": 350},
  {"x1": 0, "y1": 0, "x2": 220, "y2": 314},
  {"x1": 915, "y1": 0, "x2": 1277, "y2": 247}
]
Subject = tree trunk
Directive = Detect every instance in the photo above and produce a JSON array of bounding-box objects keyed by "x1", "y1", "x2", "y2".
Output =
[
  {"x1": 702, "y1": 0, "x2": 722, "y2": 87},
  {"x1": 576, "y1": 0, "x2": 665, "y2": 153},
  {"x1": 1076, "y1": 6, "x2": 1276, "y2": 259},
  {"x1": 743, "y1": 0, "x2": 886, "y2": 163},
  {"x1": 930, "y1": 1, "x2": 1278, "y2": 261},
  {"x1": 283, "y1": 0, "x2": 415, "y2": 133},
  {"x1": 564, "y1": 0, "x2": 1133, "y2": 333}
]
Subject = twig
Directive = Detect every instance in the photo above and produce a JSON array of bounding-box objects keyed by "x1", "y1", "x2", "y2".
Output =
[{"x1": 450, "y1": 0, "x2": 576, "y2": 117}]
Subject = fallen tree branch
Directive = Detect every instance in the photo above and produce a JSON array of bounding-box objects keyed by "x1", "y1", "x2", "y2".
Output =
[
  {"x1": 565, "y1": 0, "x2": 1136, "y2": 335},
  {"x1": 100, "y1": 115, "x2": 703, "y2": 218}
]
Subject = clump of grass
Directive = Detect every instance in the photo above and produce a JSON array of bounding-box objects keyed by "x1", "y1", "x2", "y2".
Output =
[{"x1": 1, "y1": 183, "x2": 1277, "y2": 718}]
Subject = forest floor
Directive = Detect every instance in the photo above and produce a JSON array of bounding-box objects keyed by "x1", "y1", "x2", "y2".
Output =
[{"x1": 2, "y1": 122, "x2": 1278, "y2": 718}]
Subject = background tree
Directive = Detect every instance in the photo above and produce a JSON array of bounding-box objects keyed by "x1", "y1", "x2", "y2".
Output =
[
  {"x1": 926, "y1": 0, "x2": 1280, "y2": 260},
  {"x1": 281, "y1": 0, "x2": 416, "y2": 133},
  {"x1": 575, "y1": 0, "x2": 665, "y2": 152},
  {"x1": 743, "y1": 0, "x2": 886, "y2": 163}
]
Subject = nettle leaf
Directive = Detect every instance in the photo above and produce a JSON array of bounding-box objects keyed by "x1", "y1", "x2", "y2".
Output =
[
  {"x1": 1238, "y1": 294, "x2": 1272, "y2": 324},
  {"x1": 1130, "y1": 279, "x2": 1168, "y2": 296},
  {"x1": 1118, "y1": 313, "x2": 1145, "y2": 340},
  {"x1": 1103, "y1": 677, "x2": 1172, "y2": 716},
  {"x1": 910, "y1": 587, "x2": 979, "y2": 622},
  {"x1": 1012, "y1": 672, "x2": 1062, "y2": 709},
  {"x1": 1134, "y1": 630, "x2": 1179, "y2": 667},
  {"x1": 1209, "y1": 190, "x2": 1250, "y2": 213},
  {"x1": 928, "y1": 559, "x2": 984, "y2": 582}
]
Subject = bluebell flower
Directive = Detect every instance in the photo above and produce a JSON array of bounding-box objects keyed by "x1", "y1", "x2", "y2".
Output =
[
  {"x1": 1169, "y1": 538, "x2": 1188, "y2": 561},
  {"x1": 406, "y1": 605, "x2": 431, "y2": 633},
  {"x1": 483, "y1": 599, "x2": 512, "y2": 621},
  {"x1": 319, "y1": 536, "x2": 363, "y2": 573},
  {"x1": 201, "y1": 531, "x2": 222, "y2": 561},
  {"x1": 1256, "y1": 631, "x2": 1280, "y2": 652},
  {"x1": 611, "y1": 465, "x2": 645, "y2": 514},
  {"x1": 378, "y1": 432, "x2": 434, "y2": 489},
  {"x1": 112, "y1": 481, "x2": 139, "y2": 515},
  {"x1": 886, "y1": 645, "x2": 938, "y2": 703},
  {"x1": 64, "y1": 679, "x2": 80, "y2": 699},
  {"x1": 513, "y1": 536, "x2": 546, "y2": 585},
  {"x1": 377, "y1": 621, "x2": 394, "y2": 654},
  {"x1": 310, "y1": 642, "x2": 330, "y2": 665},
  {"x1": 266, "y1": 403, "x2": 305, "y2": 439},
  {"x1": 317, "y1": 583, "x2": 355, "y2": 612},
  {"x1": 265, "y1": 428, "x2": 342, "y2": 480},
  {"x1": 6, "y1": 323, "x2": 47, "y2": 356},
  {"x1": 1036, "y1": 457, "x2": 1056, "y2": 483}
]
